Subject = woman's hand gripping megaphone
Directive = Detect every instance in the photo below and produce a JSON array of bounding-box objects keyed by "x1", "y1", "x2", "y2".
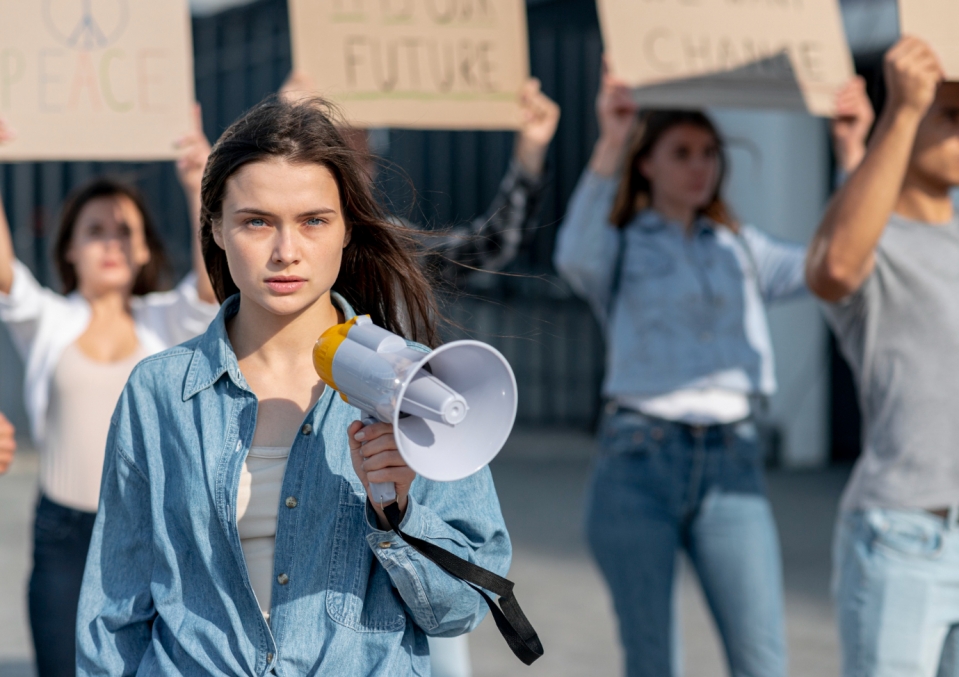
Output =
[{"x1": 347, "y1": 419, "x2": 415, "y2": 527}]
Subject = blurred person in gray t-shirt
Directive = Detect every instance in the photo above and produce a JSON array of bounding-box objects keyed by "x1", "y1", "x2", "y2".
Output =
[{"x1": 807, "y1": 36, "x2": 959, "y2": 677}]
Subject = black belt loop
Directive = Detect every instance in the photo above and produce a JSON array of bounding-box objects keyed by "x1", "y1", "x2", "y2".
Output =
[{"x1": 379, "y1": 502, "x2": 544, "y2": 665}]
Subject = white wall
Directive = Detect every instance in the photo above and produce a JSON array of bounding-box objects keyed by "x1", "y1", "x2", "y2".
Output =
[{"x1": 711, "y1": 109, "x2": 831, "y2": 468}]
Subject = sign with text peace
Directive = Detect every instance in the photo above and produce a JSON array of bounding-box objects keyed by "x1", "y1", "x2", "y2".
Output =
[
  {"x1": 0, "y1": 0, "x2": 196, "y2": 161},
  {"x1": 596, "y1": 0, "x2": 854, "y2": 117},
  {"x1": 289, "y1": 0, "x2": 530, "y2": 129},
  {"x1": 899, "y1": 0, "x2": 959, "y2": 80}
]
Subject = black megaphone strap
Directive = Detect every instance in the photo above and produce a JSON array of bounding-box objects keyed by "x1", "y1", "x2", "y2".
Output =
[{"x1": 380, "y1": 501, "x2": 544, "y2": 665}]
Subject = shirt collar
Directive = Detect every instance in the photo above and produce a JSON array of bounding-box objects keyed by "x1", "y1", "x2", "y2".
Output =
[
  {"x1": 182, "y1": 291, "x2": 356, "y2": 401},
  {"x1": 635, "y1": 209, "x2": 717, "y2": 236}
]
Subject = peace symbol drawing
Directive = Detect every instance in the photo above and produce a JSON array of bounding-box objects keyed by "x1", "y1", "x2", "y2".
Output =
[{"x1": 42, "y1": 0, "x2": 130, "y2": 51}]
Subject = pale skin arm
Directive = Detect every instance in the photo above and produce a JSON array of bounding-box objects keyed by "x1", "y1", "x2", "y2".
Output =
[
  {"x1": 806, "y1": 37, "x2": 944, "y2": 302},
  {"x1": 175, "y1": 104, "x2": 217, "y2": 304},
  {"x1": 0, "y1": 412, "x2": 16, "y2": 475},
  {"x1": 348, "y1": 420, "x2": 416, "y2": 529},
  {"x1": 831, "y1": 76, "x2": 876, "y2": 175},
  {"x1": 0, "y1": 119, "x2": 16, "y2": 295}
]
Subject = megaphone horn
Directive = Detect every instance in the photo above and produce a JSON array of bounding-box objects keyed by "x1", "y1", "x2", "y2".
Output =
[{"x1": 313, "y1": 316, "x2": 518, "y2": 504}]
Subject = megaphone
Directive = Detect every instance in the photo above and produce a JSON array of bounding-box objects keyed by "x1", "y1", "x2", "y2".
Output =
[{"x1": 313, "y1": 315, "x2": 517, "y2": 504}]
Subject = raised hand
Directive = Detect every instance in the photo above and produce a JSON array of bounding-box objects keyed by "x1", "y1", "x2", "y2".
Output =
[
  {"x1": 831, "y1": 76, "x2": 875, "y2": 174},
  {"x1": 884, "y1": 36, "x2": 944, "y2": 119},
  {"x1": 590, "y1": 57, "x2": 639, "y2": 176},
  {"x1": 175, "y1": 104, "x2": 212, "y2": 198},
  {"x1": 514, "y1": 78, "x2": 561, "y2": 177},
  {"x1": 0, "y1": 412, "x2": 16, "y2": 475},
  {"x1": 348, "y1": 420, "x2": 416, "y2": 528}
]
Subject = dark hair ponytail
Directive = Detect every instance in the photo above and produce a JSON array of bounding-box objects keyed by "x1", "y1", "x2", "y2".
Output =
[{"x1": 199, "y1": 95, "x2": 439, "y2": 347}]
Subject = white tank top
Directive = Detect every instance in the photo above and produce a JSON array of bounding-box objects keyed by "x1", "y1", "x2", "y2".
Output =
[
  {"x1": 42, "y1": 342, "x2": 147, "y2": 512},
  {"x1": 236, "y1": 445, "x2": 290, "y2": 621}
]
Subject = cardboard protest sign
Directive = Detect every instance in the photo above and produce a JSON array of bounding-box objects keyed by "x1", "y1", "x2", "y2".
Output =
[
  {"x1": 0, "y1": 0, "x2": 196, "y2": 161},
  {"x1": 288, "y1": 0, "x2": 530, "y2": 130},
  {"x1": 899, "y1": 0, "x2": 959, "y2": 80},
  {"x1": 596, "y1": 0, "x2": 854, "y2": 117}
]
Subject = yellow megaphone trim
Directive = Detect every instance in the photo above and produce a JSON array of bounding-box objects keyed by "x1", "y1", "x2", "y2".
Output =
[{"x1": 312, "y1": 316, "x2": 362, "y2": 398}]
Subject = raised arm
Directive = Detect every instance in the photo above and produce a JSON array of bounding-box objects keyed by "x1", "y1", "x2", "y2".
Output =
[
  {"x1": 175, "y1": 104, "x2": 216, "y2": 305},
  {"x1": 0, "y1": 118, "x2": 16, "y2": 295},
  {"x1": 831, "y1": 76, "x2": 875, "y2": 177},
  {"x1": 806, "y1": 37, "x2": 944, "y2": 302},
  {"x1": 553, "y1": 63, "x2": 636, "y2": 321}
]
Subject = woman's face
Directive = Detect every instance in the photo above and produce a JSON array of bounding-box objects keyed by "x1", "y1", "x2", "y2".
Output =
[
  {"x1": 214, "y1": 158, "x2": 349, "y2": 318},
  {"x1": 67, "y1": 195, "x2": 151, "y2": 296},
  {"x1": 639, "y1": 123, "x2": 721, "y2": 214}
]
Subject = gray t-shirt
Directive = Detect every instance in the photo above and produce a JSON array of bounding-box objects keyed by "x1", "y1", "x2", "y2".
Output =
[{"x1": 825, "y1": 213, "x2": 959, "y2": 512}]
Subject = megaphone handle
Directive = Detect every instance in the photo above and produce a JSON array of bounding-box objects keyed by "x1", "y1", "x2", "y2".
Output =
[{"x1": 360, "y1": 414, "x2": 398, "y2": 506}]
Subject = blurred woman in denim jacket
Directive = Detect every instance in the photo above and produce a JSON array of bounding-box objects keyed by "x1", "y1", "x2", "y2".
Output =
[{"x1": 553, "y1": 65, "x2": 873, "y2": 677}]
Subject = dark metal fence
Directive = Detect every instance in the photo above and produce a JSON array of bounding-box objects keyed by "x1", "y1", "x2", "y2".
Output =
[{"x1": 0, "y1": 0, "x2": 606, "y2": 430}]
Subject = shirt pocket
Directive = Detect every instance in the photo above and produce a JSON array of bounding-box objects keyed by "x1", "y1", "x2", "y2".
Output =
[{"x1": 326, "y1": 479, "x2": 407, "y2": 633}]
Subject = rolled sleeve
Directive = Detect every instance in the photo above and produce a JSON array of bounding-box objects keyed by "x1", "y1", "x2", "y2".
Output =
[
  {"x1": 363, "y1": 469, "x2": 511, "y2": 637},
  {"x1": 0, "y1": 259, "x2": 62, "y2": 358}
]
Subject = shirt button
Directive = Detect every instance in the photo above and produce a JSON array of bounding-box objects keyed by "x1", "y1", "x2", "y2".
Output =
[
  {"x1": 379, "y1": 541, "x2": 392, "y2": 549},
  {"x1": 301, "y1": 423, "x2": 313, "y2": 435},
  {"x1": 277, "y1": 573, "x2": 289, "y2": 585},
  {"x1": 285, "y1": 496, "x2": 298, "y2": 509},
  {"x1": 266, "y1": 652, "x2": 274, "y2": 662}
]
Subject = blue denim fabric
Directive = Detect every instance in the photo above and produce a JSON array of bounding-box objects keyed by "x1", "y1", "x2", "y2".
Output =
[
  {"x1": 585, "y1": 410, "x2": 786, "y2": 677},
  {"x1": 76, "y1": 294, "x2": 511, "y2": 676},
  {"x1": 29, "y1": 495, "x2": 97, "y2": 677},
  {"x1": 553, "y1": 170, "x2": 807, "y2": 399},
  {"x1": 834, "y1": 509, "x2": 959, "y2": 677}
]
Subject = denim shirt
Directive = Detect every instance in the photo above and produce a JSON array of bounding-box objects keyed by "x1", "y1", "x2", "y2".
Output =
[
  {"x1": 554, "y1": 169, "x2": 807, "y2": 399},
  {"x1": 76, "y1": 294, "x2": 511, "y2": 676}
]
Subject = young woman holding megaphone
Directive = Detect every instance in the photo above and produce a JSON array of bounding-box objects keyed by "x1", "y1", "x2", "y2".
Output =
[
  {"x1": 553, "y1": 63, "x2": 874, "y2": 677},
  {"x1": 76, "y1": 95, "x2": 539, "y2": 675}
]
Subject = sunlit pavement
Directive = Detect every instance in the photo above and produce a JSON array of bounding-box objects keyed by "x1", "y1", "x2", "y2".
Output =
[{"x1": 0, "y1": 431, "x2": 848, "y2": 677}]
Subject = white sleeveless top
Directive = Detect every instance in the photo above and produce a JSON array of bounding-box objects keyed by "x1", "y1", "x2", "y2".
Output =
[
  {"x1": 236, "y1": 445, "x2": 291, "y2": 621},
  {"x1": 43, "y1": 342, "x2": 148, "y2": 512}
]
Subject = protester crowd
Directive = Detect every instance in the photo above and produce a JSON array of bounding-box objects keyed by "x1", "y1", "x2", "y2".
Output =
[{"x1": 0, "y1": 24, "x2": 957, "y2": 677}]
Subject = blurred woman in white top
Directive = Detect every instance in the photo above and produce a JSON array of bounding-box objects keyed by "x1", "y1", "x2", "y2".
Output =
[{"x1": 0, "y1": 111, "x2": 219, "y2": 677}]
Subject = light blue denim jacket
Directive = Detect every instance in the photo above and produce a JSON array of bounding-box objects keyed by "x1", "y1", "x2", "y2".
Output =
[
  {"x1": 554, "y1": 169, "x2": 807, "y2": 399},
  {"x1": 76, "y1": 294, "x2": 511, "y2": 676}
]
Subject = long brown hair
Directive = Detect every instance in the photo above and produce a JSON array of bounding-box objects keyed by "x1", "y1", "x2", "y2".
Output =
[
  {"x1": 54, "y1": 178, "x2": 169, "y2": 295},
  {"x1": 200, "y1": 95, "x2": 440, "y2": 347},
  {"x1": 609, "y1": 110, "x2": 736, "y2": 231}
]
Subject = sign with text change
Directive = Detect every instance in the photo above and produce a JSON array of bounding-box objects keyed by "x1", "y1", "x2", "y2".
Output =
[
  {"x1": 289, "y1": 0, "x2": 530, "y2": 129},
  {"x1": 0, "y1": 0, "x2": 196, "y2": 161},
  {"x1": 899, "y1": 0, "x2": 959, "y2": 80},
  {"x1": 596, "y1": 0, "x2": 854, "y2": 116}
]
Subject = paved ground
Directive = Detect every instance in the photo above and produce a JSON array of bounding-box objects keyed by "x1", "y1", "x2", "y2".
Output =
[{"x1": 0, "y1": 430, "x2": 849, "y2": 676}]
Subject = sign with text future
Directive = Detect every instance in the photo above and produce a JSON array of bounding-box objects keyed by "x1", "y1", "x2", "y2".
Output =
[{"x1": 289, "y1": 0, "x2": 530, "y2": 129}]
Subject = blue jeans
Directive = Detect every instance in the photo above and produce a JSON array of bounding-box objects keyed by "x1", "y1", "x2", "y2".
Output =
[
  {"x1": 28, "y1": 495, "x2": 97, "y2": 677},
  {"x1": 585, "y1": 410, "x2": 786, "y2": 677},
  {"x1": 834, "y1": 508, "x2": 959, "y2": 677}
]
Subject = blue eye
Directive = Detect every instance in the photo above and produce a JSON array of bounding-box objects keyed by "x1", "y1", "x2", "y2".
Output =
[
  {"x1": 306, "y1": 217, "x2": 324, "y2": 226},
  {"x1": 248, "y1": 218, "x2": 267, "y2": 227}
]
